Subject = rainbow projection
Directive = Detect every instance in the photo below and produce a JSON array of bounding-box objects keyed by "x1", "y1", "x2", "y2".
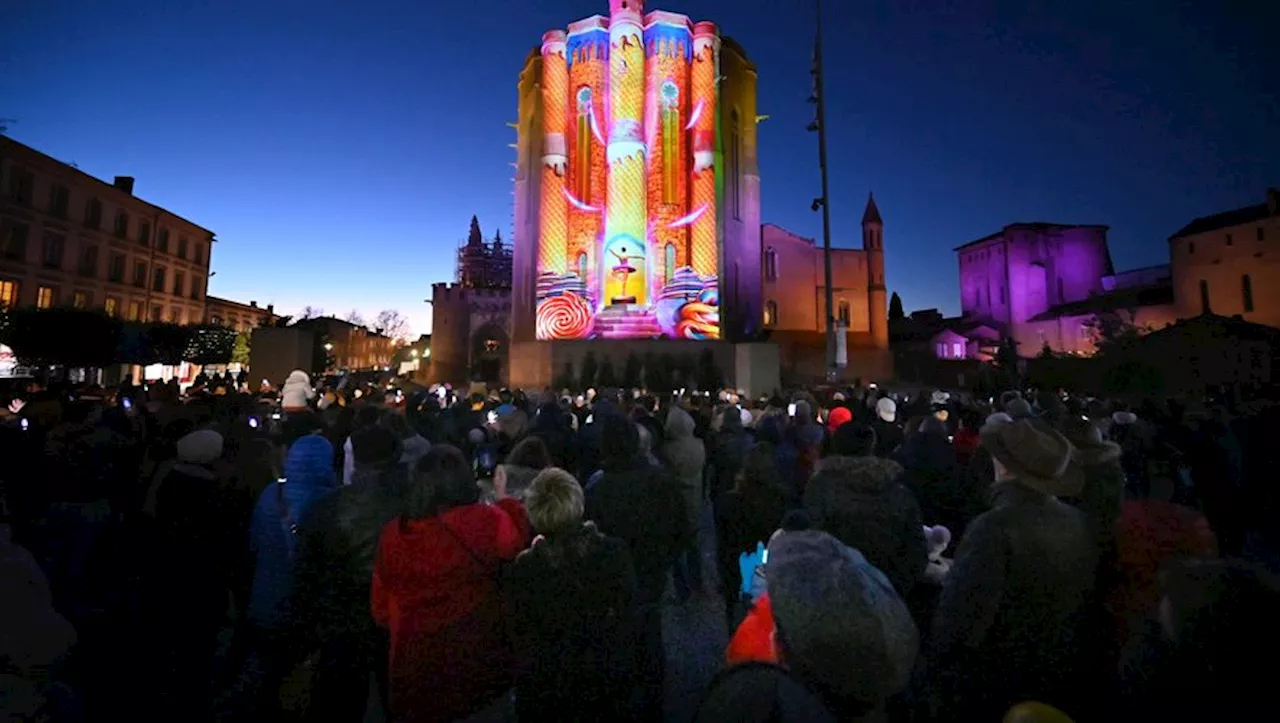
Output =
[{"x1": 534, "y1": 0, "x2": 721, "y2": 341}]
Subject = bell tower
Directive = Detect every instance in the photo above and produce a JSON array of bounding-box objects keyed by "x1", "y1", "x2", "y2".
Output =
[{"x1": 863, "y1": 193, "x2": 888, "y2": 349}]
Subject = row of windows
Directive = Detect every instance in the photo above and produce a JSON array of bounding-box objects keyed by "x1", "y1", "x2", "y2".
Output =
[
  {"x1": 0, "y1": 222, "x2": 202, "y2": 300},
  {"x1": 0, "y1": 278, "x2": 195, "y2": 322},
  {"x1": 1198, "y1": 275, "x2": 1255, "y2": 314},
  {"x1": 5, "y1": 165, "x2": 207, "y2": 263},
  {"x1": 760, "y1": 299, "x2": 852, "y2": 327},
  {"x1": 1186, "y1": 226, "x2": 1267, "y2": 255}
]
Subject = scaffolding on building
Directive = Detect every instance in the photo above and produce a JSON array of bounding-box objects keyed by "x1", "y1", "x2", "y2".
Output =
[{"x1": 455, "y1": 234, "x2": 513, "y2": 289}]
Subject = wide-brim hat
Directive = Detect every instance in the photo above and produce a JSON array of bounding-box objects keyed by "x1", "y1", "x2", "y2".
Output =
[{"x1": 980, "y1": 417, "x2": 1082, "y2": 497}]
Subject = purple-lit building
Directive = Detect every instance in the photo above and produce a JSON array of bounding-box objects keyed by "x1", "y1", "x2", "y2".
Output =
[{"x1": 939, "y1": 222, "x2": 1177, "y2": 358}]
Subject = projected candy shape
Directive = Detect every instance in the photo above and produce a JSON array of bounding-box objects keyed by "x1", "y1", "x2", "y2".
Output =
[
  {"x1": 676, "y1": 302, "x2": 719, "y2": 339},
  {"x1": 536, "y1": 291, "x2": 593, "y2": 340}
]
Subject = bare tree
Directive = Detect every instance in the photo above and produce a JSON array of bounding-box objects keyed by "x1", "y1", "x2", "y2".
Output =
[
  {"x1": 344, "y1": 309, "x2": 367, "y2": 327},
  {"x1": 374, "y1": 309, "x2": 411, "y2": 344},
  {"x1": 299, "y1": 306, "x2": 324, "y2": 320}
]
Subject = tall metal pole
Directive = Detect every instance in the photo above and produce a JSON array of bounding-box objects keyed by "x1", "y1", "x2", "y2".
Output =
[{"x1": 813, "y1": 0, "x2": 836, "y2": 380}]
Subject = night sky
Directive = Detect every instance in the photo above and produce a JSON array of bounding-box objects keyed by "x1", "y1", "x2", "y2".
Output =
[{"x1": 4, "y1": 0, "x2": 1277, "y2": 335}]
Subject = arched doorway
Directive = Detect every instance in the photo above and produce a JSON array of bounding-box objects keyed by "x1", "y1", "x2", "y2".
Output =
[{"x1": 471, "y1": 322, "x2": 507, "y2": 383}]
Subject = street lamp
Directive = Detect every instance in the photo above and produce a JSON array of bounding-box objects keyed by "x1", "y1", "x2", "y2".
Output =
[
  {"x1": 411, "y1": 349, "x2": 419, "y2": 358},
  {"x1": 324, "y1": 342, "x2": 333, "y2": 351}
]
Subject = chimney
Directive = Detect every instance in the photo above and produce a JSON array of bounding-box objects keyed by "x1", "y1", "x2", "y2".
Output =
[
  {"x1": 113, "y1": 176, "x2": 135, "y2": 195},
  {"x1": 250, "y1": 300, "x2": 258, "y2": 308},
  {"x1": 267, "y1": 304, "x2": 274, "y2": 315},
  {"x1": 1268, "y1": 187, "x2": 1279, "y2": 216}
]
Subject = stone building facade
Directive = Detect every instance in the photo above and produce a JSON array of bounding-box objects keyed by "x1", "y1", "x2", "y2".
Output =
[
  {"x1": 942, "y1": 222, "x2": 1176, "y2": 358},
  {"x1": 1, "y1": 136, "x2": 213, "y2": 324},
  {"x1": 205, "y1": 296, "x2": 277, "y2": 332},
  {"x1": 1169, "y1": 188, "x2": 1280, "y2": 329},
  {"x1": 428, "y1": 284, "x2": 512, "y2": 384}
]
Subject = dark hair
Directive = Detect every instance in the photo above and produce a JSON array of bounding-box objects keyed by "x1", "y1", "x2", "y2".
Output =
[
  {"x1": 738, "y1": 442, "x2": 786, "y2": 496},
  {"x1": 355, "y1": 404, "x2": 381, "y2": 428},
  {"x1": 507, "y1": 436, "x2": 552, "y2": 470},
  {"x1": 381, "y1": 409, "x2": 415, "y2": 440},
  {"x1": 916, "y1": 416, "x2": 948, "y2": 438},
  {"x1": 599, "y1": 413, "x2": 640, "y2": 470},
  {"x1": 829, "y1": 423, "x2": 875, "y2": 457},
  {"x1": 404, "y1": 444, "x2": 479, "y2": 520}
]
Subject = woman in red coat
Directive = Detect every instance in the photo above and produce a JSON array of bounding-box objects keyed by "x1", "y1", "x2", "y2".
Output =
[{"x1": 372, "y1": 444, "x2": 531, "y2": 723}]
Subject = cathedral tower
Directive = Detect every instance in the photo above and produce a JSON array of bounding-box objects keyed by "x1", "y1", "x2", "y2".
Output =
[{"x1": 863, "y1": 193, "x2": 888, "y2": 349}]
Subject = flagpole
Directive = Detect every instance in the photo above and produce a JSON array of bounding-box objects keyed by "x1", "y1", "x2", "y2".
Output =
[{"x1": 811, "y1": 0, "x2": 836, "y2": 381}]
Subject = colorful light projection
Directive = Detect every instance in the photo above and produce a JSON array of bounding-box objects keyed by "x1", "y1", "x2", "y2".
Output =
[{"x1": 534, "y1": 0, "x2": 721, "y2": 340}]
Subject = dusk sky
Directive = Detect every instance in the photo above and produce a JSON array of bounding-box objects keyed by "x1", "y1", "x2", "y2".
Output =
[{"x1": 5, "y1": 0, "x2": 1277, "y2": 336}]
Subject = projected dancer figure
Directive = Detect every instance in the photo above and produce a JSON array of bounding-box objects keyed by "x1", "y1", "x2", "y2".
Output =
[{"x1": 609, "y1": 246, "x2": 640, "y2": 304}]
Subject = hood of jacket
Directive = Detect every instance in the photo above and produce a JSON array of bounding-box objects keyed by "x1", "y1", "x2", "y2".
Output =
[
  {"x1": 283, "y1": 435, "x2": 337, "y2": 517},
  {"x1": 285, "y1": 369, "x2": 311, "y2": 387},
  {"x1": 665, "y1": 406, "x2": 696, "y2": 439}
]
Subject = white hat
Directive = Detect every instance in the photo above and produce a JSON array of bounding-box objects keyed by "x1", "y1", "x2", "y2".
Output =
[{"x1": 876, "y1": 397, "x2": 897, "y2": 423}]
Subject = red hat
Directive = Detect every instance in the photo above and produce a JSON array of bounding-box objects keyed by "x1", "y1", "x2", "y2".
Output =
[{"x1": 827, "y1": 406, "x2": 853, "y2": 434}]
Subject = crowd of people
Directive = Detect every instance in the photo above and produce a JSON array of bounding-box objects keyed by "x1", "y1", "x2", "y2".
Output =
[{"x1": 1, "y1": 370, "x2": 1278, "y2": 722}]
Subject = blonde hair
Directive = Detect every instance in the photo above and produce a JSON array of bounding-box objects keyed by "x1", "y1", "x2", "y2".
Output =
[{"x1": 524, "y1": 467, "x2": 584, "y2": 535}]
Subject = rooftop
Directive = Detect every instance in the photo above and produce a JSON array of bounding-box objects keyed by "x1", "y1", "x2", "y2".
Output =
[
  {"x1": 1, "y1": 135, "x2": 216, "y2": 237},
  {"x1": 1168, "y1": 190, "x2": 1279, "y2": 240},
  {"x1": 954, "y1": 222, "x2": 1109, "y2": 252},
  {"x1": 1028, "y1": 283, "x2": 1174, "y2": 323}
]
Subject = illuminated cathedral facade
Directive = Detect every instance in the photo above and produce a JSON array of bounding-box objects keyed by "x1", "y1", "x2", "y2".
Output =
[{"x1": 509, "y1": 0, "x2": 762, "y2": 351}]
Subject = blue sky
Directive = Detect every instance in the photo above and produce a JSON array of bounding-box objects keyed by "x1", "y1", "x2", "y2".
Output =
[{"x1": 4, "y1": 0, "x2": 1277, "y2": 335}]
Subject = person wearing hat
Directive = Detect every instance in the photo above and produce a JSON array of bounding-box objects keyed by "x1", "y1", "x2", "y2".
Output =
[
  {"x1": 1060, "y1": 416, "x2": 1125, "y2": 555},
  {"x1": 922, "y1": 418, "x2": 1099, "y2": 721},
  {"x1": 761, "y1": 530, "x2": 918, "y2": 719},
  {"x1": 871, "y1": 397, "x2": 905, "y2": 458}
]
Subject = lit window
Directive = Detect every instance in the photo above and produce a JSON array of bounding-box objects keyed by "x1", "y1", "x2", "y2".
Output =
[
  {"x1": 661, "y1": 80, "x2": 679, "y2": 204},
  {"x1": 575, "y1": 87, "x2": 593, "y2": 201},
  {"x1": 764, "y1": 300, "x2": 777, "y2": 327},
  {"x1": 72, "y1": 291, "x2": 89, "y2": 309},
  {"x1": 36, "y1": 286, "x2": 54, "y2": 309},
  {"x1": 0, "y1": 280, "x2": 17, "y2": 309},
  {"x1": 935, "y1": 342, "x2": 946, "y2": 358},
  {"x1": 127, "y1": 301, "x2": 141, "y2": 321},
  {"x1": 952, "y1": 342, "x2": 963, "y2": 358},
  {"x1": 104, "y1": 297, "x2": 118, "y2": 317},
  {"x1": 150, "y1": 305, "x2": 163, "y2": 322}
]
